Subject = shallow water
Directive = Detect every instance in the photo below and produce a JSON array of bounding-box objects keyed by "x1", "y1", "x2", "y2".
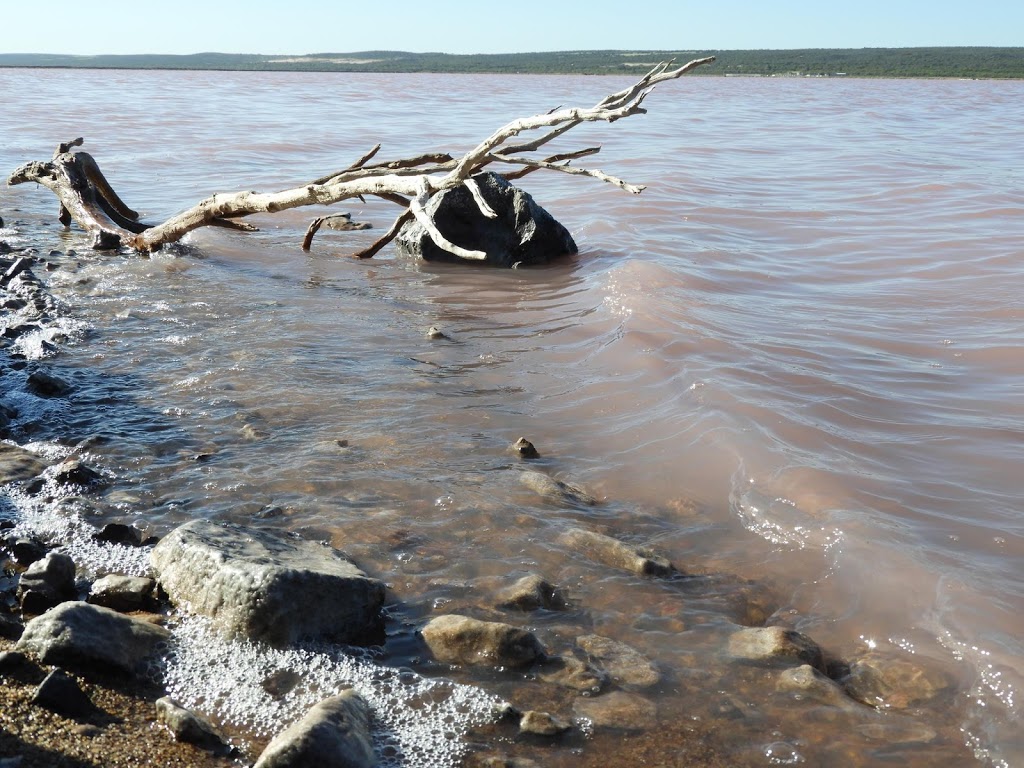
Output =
[{"x1": 1, "y1": 68, "x2": 1022, "y2": 766}]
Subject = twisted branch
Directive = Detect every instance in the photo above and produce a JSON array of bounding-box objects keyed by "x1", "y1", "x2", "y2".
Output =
[{"x1": 7, "y1": 57, "x2": 715, "y2": 258}]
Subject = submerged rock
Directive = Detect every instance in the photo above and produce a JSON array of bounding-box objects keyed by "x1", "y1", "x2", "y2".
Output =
[
  {"x1": 151, "y1": 519, "x2": 385, "y2": 647},
  {"x1": 573, "y1": 691, "x2": 657, "y2": 731},
  {"x1": 519, "y1": 471, "x2": 596, "y2": 507},
  {"x1": 519, "y1": 710, "x2": 571, "y2": 737},
  {"x1": 558, "y1": 527, "x2": 675, "y2": 577},
  {"x1": 0, "y1": 442, "x2": 48, "y2": 485},
  {"x1": 727, "y1": 626, "x2": 825, "y2": 672},
  {"x1": 253, "y1": 690, "x2": 375, "y2": 768},
  {"x1": 396, "y1": 171, "x2": 577, "y2": 268},
  {"x1": 576, "y1": 634, "x2": 661, "y2": 689},
  {"x1": 421, "y1": 614, "x2": 545, "y2": 669},
  {"x1": 25, "y1": 370, "x2": 72, "y2": 398},
  {"x1": 17, "y1": 601, "x2": 170, "y2": 675},
  {"x1": 843, "y1": 653, "x2": 952, "y2": 709},
  {"x1": 495, "y1": 574, "x2": 566, "y2": 612},
  {"x1": 775, "y1": 664, "x2": 852, "y2": 706},
  {"x1": 536, "y1": 654, "x2": 607, "y2": 693}
]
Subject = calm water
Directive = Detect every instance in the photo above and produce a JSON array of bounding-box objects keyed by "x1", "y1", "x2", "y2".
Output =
[{"x1": 1, "y1": 69, "x2": 1022, "y2": 767}]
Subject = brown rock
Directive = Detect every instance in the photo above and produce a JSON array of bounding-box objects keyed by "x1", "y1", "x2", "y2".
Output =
[{"x1": 421, "y1": 615, "x2": 545, "y2": 669}]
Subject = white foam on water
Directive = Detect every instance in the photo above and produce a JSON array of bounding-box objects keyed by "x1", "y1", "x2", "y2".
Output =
[
  {"x1": 162, "y1": 616, "x2": 503, "y2": 768},
  {"x1": 2, "y1": 477, "x2": 152, "y2": 578}
]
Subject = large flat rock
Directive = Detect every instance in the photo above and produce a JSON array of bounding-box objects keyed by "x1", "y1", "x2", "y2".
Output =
[{"x1": 151, "y1": 520, "x2": 385, "y2": 647}]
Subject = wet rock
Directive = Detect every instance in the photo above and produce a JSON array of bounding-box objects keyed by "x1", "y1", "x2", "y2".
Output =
[
  {"x1": 519, "y1": 710, "x2": 571, "y2": 736},
  {"x1": 151, "y1": 519, "x2": 385, "y2": 647},
  {"x1": 33, "y1": 669, "x2": 96, "y2": 717},
  {"x1": 9, "y1": 536, "x2": 47, "y2": 566},
  {"x1": 843, "y1": 653, "x2": 952, "y2": 709},
  {"x1": 0, "y1": 442, "x2": 49, "y2": 485},
  {"x1": 50, "y1": 458, "x2": 104, "y2": 487},
  {"x1": 425, "y1": 326, "x2": 449, "y2": 340},
  {"x1": 88, "y1": 574, "x2": 155, "y2": 612},
  {"x1": 93, "y1": 522, "x2": 145, "y2": 547},
  {"x1": 727, "y1": 626, "x2": 824, "y2": 672},
  {"x1": 16, "y1": 601, "x2": 170, "y2": 675},
  {"x1": 775, "y1": 664, "x2": 852, "y2": 706},
  {"x1": 19, "y1": 551, "x2": 76, "y2": 613},
  {"x1": 321, "y1": 213, "x2": 372, "y2": 232},
  {"x1": 576, "y1": 634, "x2": 661, "y2": 689},
  {"x1": 510, "y1": 437, "x2": 539, "y2": 459},
  {"x1": 396, "y1": 171, "x2": 577, "y2": 268},
  {"x1": 558, "y1": 527, "x2": 675, "y2": 577},
  {"x1": 572, "y1": 691, "x2": 657, "y2": 731},
  {"x1": 253, "y1": 690, "x2": 375, "y2": 768},
  {"x1": 156, "y1": 696, "x2": 232, "y2": 753},
  {"x1": 536, "y1": 654, "x2": 607, "y2": 693},
  {"x1": 495, "y1": 574, "x2": 566, "y2": 612},
  {"x1": 421, "y1": 614, "x2": 545, "y2": 669},
  {"x1": 25, "y1": 370, "x2": 72, "y2": 398},
  {"x1": 519, "y1": 471, "x2": 596, "y2": 506},
  {"x1": 2, "y1": 256, "x2": 32, "y2": 283}
]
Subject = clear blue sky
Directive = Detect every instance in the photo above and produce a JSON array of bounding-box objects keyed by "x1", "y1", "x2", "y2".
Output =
[{"x1": 2, "y1": 0, "x2": 1019, "y2": 55}]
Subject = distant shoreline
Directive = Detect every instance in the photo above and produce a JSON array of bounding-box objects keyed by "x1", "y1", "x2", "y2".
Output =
[{"x1": 1, "y1": 47, "x2": 1022, "y2": 79}]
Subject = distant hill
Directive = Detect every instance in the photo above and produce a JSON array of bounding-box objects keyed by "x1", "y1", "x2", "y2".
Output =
[{"x1": 1, "y1": 48, "x2": 1021, "y2": 79}]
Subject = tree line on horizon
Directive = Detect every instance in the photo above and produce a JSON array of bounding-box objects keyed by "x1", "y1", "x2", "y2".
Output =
[{"x1": 1, "y1": 48, "x2": 1021, "y2": 79}]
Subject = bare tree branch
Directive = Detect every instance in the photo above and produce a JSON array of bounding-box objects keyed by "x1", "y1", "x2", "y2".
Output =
[{"x1": 7, "y1": 57, "x2": 715, "y2": 258}]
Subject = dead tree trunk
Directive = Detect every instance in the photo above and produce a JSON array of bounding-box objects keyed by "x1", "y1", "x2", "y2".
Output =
[{"x1": 7, "y1": 57, "x2": 714, "y2": 259}]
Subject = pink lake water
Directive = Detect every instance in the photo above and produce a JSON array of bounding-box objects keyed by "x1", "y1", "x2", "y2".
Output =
[{"x1": 1, "y1": 68, "x2": 1022, "y2": 767}]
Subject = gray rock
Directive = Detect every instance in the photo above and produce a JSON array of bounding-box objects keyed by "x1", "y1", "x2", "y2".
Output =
[
  {"x1": 727, "y1": 626, "x2": 824, "y2": 671},
  {"x1": 156, "y1": 697, "x2": 231, "y2": 753},
  {"x1": 16, "y1": 601, "x2": 170, "y2": 674},
  {"x1": 775, "y1": 664, "x2": 852, "y2": 706},
  {"x1": 0, "y1": 442, "x2": 48, "y2": 485},
  {"x1": 421, "y1": 614, "x2": 545, "y2": 669},
  {"x1": 20, "y1": 552, "x2": 76, "y2": 596},
  {"x1": 253, "y1": 690, "x2": 375, "y2": 768},
  {"x1": 519, "y1": 471, "x2": 596, "y2": 507},
  {"x1": 33, "y1": 669, "x2": 95, "y2": 717},
  {"x1": 572, "y1": 691, "x2": 657, "y2": 731},
  {"x1": 558, "y1": 527, "x2": 675, "y2": 577},
  {"x1": 843, "y1": 653, "x2": 952, "y2": 709},
  {"x1": 396, "y1": 171, "x2": 577, "y2": 268},
  {"x1": 88, "y1": 574, "x2": 155, "y2": 612},
  {"x1": 19, "y1": 552, "x2": 76, "y2": 612},
  {"x1": 519, "y1": 710, "x2": 571, "y2": 736},
  {"x1": 151, "y1": 520, "x2": 385, "y2": 647},
  {"x1": 576, "y1": 634, "x2": 661, "y2": 689},
  {"x1": 536, "y1": 654, "x2": 607, "y2": 693},
  {"x1": 495, "y1": 574, "x2": 566, "y2": 612}
]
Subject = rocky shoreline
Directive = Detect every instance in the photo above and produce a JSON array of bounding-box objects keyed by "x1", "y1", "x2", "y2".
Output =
[{"x1": 1, "y1": 228, "x2": 965, "y2": 767}]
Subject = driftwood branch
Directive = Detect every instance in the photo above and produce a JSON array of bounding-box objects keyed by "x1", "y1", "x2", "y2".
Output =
[{"x1": 7, "y1": 57, "x2": 715, "y2": 258}]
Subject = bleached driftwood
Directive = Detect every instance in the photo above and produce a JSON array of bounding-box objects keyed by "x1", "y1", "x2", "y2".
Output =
[{"x1": 7, "y1": 57, "x2": 714, "y2": 258}]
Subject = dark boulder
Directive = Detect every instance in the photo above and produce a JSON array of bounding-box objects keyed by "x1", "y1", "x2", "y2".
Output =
[{"x1": 396, "y1": 172, "x2": 577, "y2": 268}]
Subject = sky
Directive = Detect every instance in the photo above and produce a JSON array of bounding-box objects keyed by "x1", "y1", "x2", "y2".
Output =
[{"x1": 1, "y1": 0, "x2": 1020, "y2": 55}]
